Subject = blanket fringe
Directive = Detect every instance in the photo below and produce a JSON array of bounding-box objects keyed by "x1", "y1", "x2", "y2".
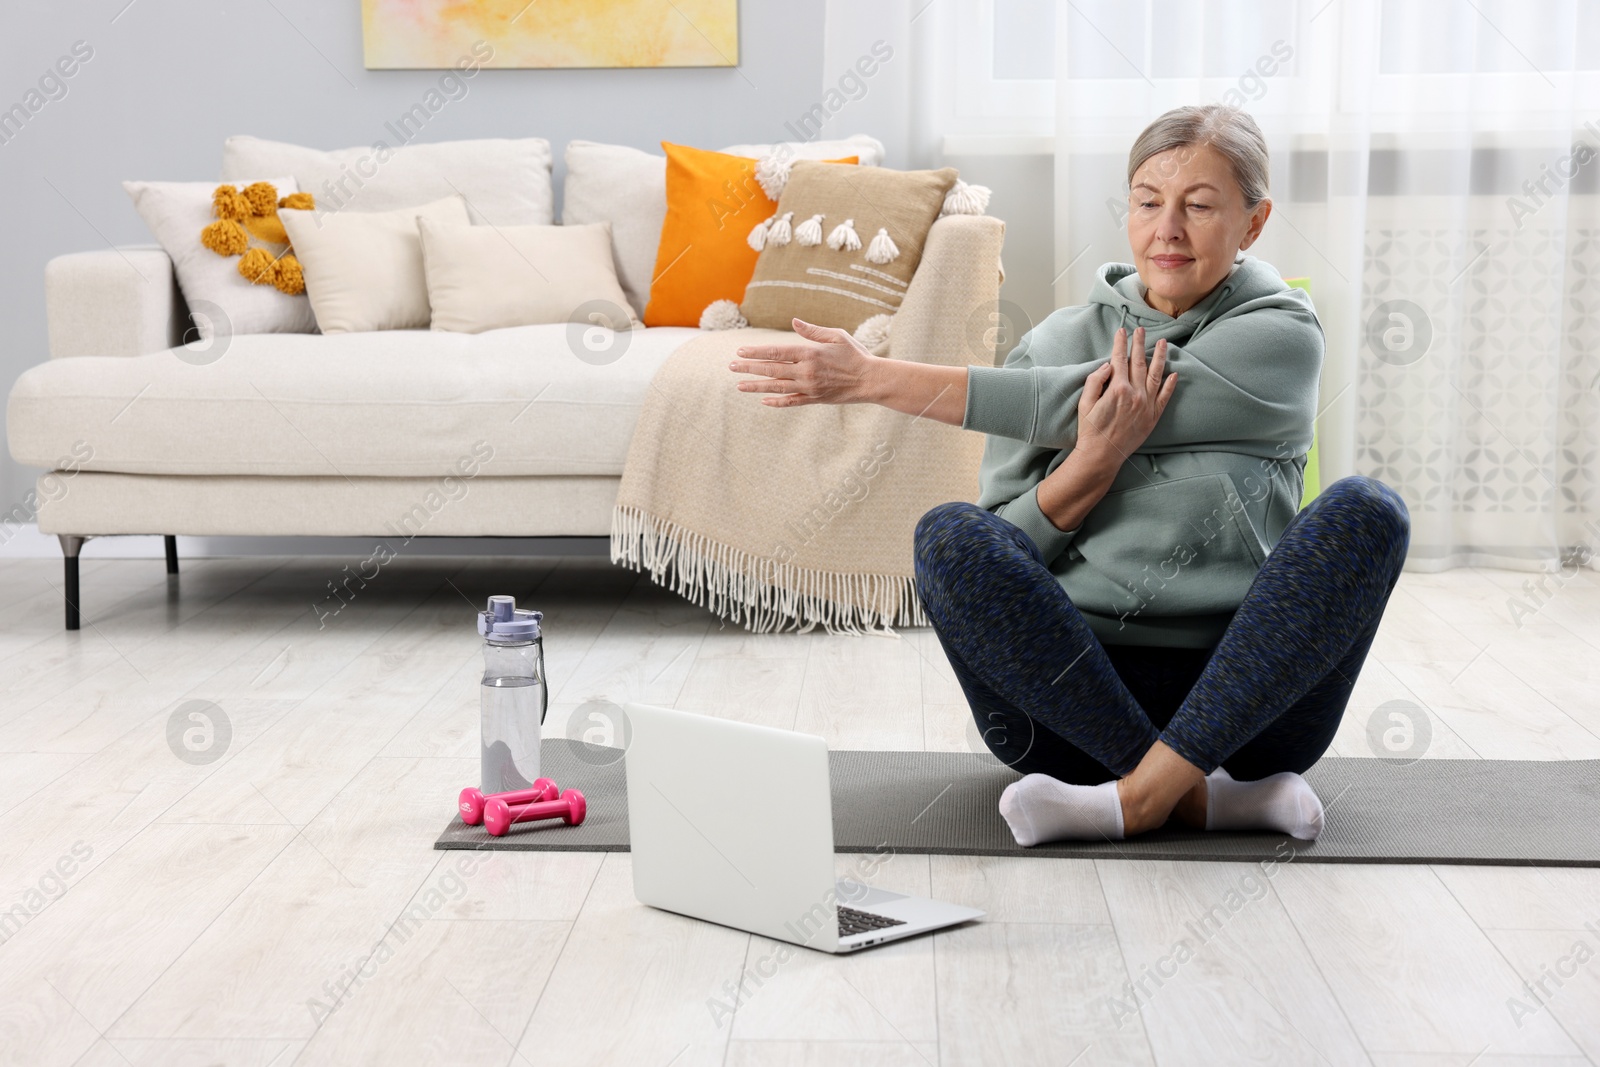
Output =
[{"x1": 610, "y1": 505, "x2": 928, "y2": 637}]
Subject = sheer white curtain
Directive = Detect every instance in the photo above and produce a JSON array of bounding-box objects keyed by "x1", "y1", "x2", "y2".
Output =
[{"x1": 848, "y1": 0, "x2": 1600, "y2": 572}]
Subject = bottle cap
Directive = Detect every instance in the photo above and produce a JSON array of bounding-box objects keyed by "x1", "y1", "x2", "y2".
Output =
[{"x1": 477, "y1": 595, "x2": 543, "y2": 644}]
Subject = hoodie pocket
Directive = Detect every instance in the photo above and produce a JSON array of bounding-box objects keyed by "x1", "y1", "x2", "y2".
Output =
[{"x1": 1063, "y1": 472, "x2": 1268, "y2": 618}]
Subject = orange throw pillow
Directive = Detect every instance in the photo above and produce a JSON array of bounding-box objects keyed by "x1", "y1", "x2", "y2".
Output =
[{"x1": 642, "y1": 142, "x2": 856, "y2": 327}]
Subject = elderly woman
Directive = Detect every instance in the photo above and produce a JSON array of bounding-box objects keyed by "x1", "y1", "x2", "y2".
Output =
[{"x1": 727, "y1": 105, "x2": 1409, "y2": 845}]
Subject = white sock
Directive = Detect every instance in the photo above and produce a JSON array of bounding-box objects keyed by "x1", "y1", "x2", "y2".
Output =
[
  {"x1": 998, "y1": 774, "x2": 1125, "y2": 846},
  {"x1": 1205, "y1": 769, "x2": 1323, "y2": 840}
]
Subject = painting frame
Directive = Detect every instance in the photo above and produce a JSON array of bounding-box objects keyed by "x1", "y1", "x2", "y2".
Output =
[{"x1": 361, "y1": 0, "x2": 740, "y2": 70}]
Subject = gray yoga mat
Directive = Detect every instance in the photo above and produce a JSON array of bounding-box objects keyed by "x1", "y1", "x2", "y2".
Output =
[{"x1": 434, "y1": 740, "x2": 1600, "y2": 866}]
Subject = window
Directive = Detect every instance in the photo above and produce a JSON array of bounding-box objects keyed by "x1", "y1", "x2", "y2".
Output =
[{"x1": 939, "y1": 0, "x2": 1600, "y2": 151}]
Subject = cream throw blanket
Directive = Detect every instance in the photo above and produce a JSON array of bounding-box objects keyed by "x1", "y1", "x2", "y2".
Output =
[{"x1": 610, "y1": 215, "x2": 1006, "y2": 634}]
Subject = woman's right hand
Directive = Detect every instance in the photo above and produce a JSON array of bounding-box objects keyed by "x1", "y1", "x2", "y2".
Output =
[
  {"x1": 1075, "y1": 325, "x2": 1177, "y2": 465},
  {"x1": 729, "y1": 317, "x2": 971, "y2": 426},
  {"x1": 730, "y1": 318, "x2": 877, "y2": 407}
]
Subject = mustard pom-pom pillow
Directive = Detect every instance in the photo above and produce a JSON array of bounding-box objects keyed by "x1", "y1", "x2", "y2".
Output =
[{"x1": 124, "y1": 177, "x2": 317, "y2": 340}]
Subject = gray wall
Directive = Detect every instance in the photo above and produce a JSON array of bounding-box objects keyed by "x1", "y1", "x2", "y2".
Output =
[{"x1": 0, "y1": 0, "x2": 836, "y2": 511}]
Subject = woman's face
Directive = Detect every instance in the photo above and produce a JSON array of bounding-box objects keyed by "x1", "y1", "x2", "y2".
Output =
[{"x1": 1127, "y1": 142, "x2": 1271, "y2": 317}]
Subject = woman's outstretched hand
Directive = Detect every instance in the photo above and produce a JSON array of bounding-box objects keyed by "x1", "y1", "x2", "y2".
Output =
[
  {"x1": 1075, "y1": 325, "x2": 1177, "y2": 464},
  {"x1": 729, "y1": 318, "x2": 877, "y2": 407}
]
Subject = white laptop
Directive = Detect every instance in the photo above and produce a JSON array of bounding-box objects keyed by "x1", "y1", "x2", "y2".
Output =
[{"x1": 623, "y1": 702, "x2": 983, "y2": 953}]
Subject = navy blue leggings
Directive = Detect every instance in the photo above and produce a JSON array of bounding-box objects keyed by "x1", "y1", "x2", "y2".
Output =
[{"x1": 914, "y1": 476, "x2": 1410, "y2": 782}]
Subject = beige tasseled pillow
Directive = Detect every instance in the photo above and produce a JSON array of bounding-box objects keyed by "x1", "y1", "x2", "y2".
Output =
[{"x1": 739, "y1": 161, "x2": 959, "y2": 334}]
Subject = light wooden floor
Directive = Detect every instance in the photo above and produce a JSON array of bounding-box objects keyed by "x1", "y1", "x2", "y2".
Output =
[{"x1": 0, "y1": 553, "x2": 1597, "y2": 1067}]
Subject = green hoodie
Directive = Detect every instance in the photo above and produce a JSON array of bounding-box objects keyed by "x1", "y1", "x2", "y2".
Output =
[{"x1": 961, "y1": 254, "x2": 1324, "y2": 648}]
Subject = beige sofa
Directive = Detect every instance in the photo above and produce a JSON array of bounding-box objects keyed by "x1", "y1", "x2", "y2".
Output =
[{"x1": 7, "y1": 209, "x2": 1005, "y2": 629}]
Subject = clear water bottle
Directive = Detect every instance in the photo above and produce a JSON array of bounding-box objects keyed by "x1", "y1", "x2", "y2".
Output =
[{"x1": 477, "y1": 595, "x2": 548, "y2": 794}]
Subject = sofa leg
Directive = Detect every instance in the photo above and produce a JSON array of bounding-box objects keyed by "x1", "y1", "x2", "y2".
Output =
[
  {"x1": 164, "y1": 535, "x2": 179, "y2": 575},
  {"x1": 59, "y1": 535, "x2": 84, "y2": 631}
]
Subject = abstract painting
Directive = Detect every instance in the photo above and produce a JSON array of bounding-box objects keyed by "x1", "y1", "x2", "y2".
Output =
[{"x1": 362, "y1": 0, "x2": 739, "y2": 69}]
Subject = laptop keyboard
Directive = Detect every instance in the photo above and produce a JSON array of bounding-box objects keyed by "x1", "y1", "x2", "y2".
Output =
[{"x1": 837, "y1": 905, "x2": 908, "y2": 938}]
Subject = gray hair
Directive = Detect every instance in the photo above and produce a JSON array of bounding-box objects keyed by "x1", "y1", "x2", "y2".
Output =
[{"x1": 1127, "y1": 105, "x2": 1270, "y2": 209}]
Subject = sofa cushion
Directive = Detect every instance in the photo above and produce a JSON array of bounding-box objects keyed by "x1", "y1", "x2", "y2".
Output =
[
  {"x1": 7, "y1": 325, "x2": 705, "y2": 478},
  {"x1": 642, "y1": 144, "x2": 858, "y2": 329},
  {"x1": 741, "y1": 162, "x2": 959, "y2": 333},
  {"x1": 283, "y1": 196, "x2": 470, "y2": 334},
  {"x1": 123, "y1": 176, "x2": 316, "y2": 339},
  {"x1": 418, "y1": 219, "x2": 637, "y2": 334},
  {"x1": 561, "y1": 135, "x2": 886, "y2": 318},
  {"x1": 222, "y1": 135, "x2": 555, "y2": 226}
]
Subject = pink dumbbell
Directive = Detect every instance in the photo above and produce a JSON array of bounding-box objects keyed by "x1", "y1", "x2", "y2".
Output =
[
  {"x1": 458, "y1": 779, "x2": 559, "y2": 826},
  {"x1": 483, "y1": 788, "x2": 587, "y2": 837}
]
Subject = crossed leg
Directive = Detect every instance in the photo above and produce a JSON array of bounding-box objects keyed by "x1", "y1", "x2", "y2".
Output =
[{"x1": 913, "y1": 476, "x2": 1410, "y2": 843}]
